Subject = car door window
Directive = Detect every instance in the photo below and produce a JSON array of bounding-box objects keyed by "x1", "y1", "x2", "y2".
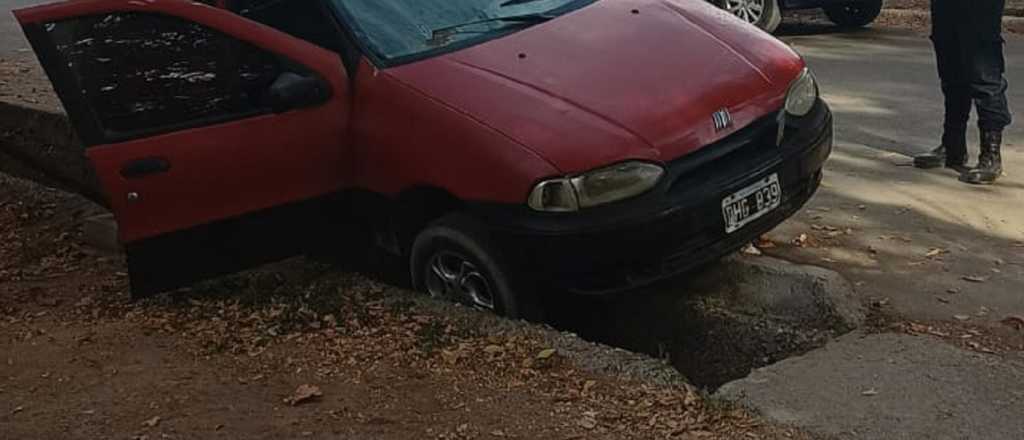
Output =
[
  {"x1": 45, "y1": 12, "x2": 283, "y2": 143},
  {"x1": 232, "y1": 0, "x2": 361, "y2": 72}
]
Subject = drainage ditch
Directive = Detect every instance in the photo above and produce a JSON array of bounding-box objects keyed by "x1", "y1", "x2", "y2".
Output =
[
  {"x1": 543, "y1": 256, "x2": 865, "y2": 390},
  {"x1": 3, "y1": 102, "x2": 865, "y2": 390},
  {"x1": 315, "y1": 248, "x2": 865, "y2": 390}
]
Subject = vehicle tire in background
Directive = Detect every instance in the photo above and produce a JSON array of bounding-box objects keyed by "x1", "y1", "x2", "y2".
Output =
[
  {"x1": 824, "y1": 0, "x2": 884, "y2": 28},
  {"x1": 715, "y1": 0, "x2": 783, "y2": 33},
  {"x1": 411, "y1": 214, "x2": 544, "y2": 322}
]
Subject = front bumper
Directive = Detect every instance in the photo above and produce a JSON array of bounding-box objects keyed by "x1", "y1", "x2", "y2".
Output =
[{"x1": 474, "y1": 100, "x2": 833, "y2": 295}]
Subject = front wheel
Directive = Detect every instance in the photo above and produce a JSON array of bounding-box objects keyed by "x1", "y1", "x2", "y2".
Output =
[
  {"x1": 716, "y1": 0, "x2": 783, "y2": 33},
  {"x1": 824, "y1": 0, "x2": 883, "y2": 28},
  {"x1": 410, "y1": 214, "x2": 544, "y2": 322}
]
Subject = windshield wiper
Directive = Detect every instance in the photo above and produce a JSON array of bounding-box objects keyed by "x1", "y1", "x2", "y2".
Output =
[
  {"x1": 498, "y1": 0, "x2": 549, "y2": 7},
  {"x1": 430, "y1": 13, "x2": 555, "y2": 40}
]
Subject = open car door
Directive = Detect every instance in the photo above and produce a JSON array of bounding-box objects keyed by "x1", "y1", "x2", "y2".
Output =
[{"x1": 15, "y1": 0, "x2": 352, "y2": 296}]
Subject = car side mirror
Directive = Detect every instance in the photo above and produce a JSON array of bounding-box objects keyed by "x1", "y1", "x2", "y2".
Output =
[{"x1": 264, "y1": 72, "x2": 330, "y2": 113}]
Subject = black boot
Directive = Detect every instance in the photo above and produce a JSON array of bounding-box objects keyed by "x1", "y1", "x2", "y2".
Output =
[
  {"x1": 961, "y1": 130, "x2": 1003, "y2": 185},
  {"x1": 914, "y1": 129, "x2": 968, "y2": 171}
]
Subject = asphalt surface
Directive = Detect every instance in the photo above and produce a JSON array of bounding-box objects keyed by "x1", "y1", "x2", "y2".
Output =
[{"x1": 2, "y1": 4, "x2": 1023, "y2": 439}]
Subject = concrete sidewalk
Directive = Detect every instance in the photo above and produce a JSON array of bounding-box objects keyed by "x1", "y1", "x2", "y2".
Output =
[{"x1": 719, "y1": 332, "x2": 1024, "y2": 440}]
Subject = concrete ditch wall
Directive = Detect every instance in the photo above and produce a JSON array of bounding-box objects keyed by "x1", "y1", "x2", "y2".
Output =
[{"x1": 0, "y1": 100, "x2": 105, "y2": 205}]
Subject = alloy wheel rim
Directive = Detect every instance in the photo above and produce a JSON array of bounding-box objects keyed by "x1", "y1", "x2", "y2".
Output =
[
  {"x1": 724, "y1": 0, "x2": 766, "y2": 24},
  {"x1": 425, "y1": 251, "x2": 496, "y2": 311}
]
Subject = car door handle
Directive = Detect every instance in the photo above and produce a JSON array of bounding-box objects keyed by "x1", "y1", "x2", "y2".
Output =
[{"x1": 120, "y1": 157, "x2": 171, "y2": 179}]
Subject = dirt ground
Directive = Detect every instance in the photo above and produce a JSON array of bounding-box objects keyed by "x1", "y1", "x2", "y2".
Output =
[
  {"x1": 0, "y1": 173, "x2": 810, "y2": 439},
  {"x1": 0, "y1": 53, "x2": 55, "y2": 111}
]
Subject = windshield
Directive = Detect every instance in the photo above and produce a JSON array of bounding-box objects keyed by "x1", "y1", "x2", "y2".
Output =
[{"x1": 330, "y1": 0, "x2": 596, "y2": 66}]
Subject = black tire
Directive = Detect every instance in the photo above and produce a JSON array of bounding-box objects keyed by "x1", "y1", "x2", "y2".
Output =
[
  {"x1": 715, "y1": 0, "x2": 783, "y2": 33},
  {"x1": 410, "y1": 214, "x2": 544, "y2": 322},
  {"x1": 824, "y1": 0, "x2": 883, "y2": 28}
]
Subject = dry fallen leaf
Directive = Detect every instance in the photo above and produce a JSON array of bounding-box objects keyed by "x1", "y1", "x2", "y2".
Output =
[
  {"x1": 963, "y1": 275, "x2": 988, "y2": 283},
  {"x1": 906, "y1": 322, "x2": 929, "y2": 334},
  {"x1": 861, "y1": 388, "x2": 879, "y2": 396},
  {"x1": 12, "y1": 406, "x2": 24, "y2": 414},
  {"x1": 536, "y1": 348, "x2": 557, "y2": 360},
  {"x1": 578, "y1": 417, "x2": 598, "y2": 429},
  {"x1": 925, "y1": 248, "x2": 947, "y2": 258},
  {"x1": 441, "y1": 349, "x2": 460, "y2": 365},
  {"x1": 285, "y1": 384, "x2": 323, "y2": 406},
  {"x1": 793, "y1": 233, "x2": 809, "y2": 247},
  {"x1": 953, "y1": 315, "x2": 971, "y2": 322},
  {"x1": 142, "y1": 416, "x2": 161, "y2": 428},
  {"x1": 999, "y1": 315, "x2": 1024, "y2": 331},
  {"x1": 967, "y1": 341, "x2": 996, "y2": 354}
]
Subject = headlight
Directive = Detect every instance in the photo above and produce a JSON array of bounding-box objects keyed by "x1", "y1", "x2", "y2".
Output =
[
  {"x1": 528, "y1": 161, "x2": 664, "y2": 212},
  {"x1": 785, "y1": 68, "x2": 819, "y2": 117}
]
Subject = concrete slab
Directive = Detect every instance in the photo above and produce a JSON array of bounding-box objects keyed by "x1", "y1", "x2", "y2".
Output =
[
  {"x1": 81, "y1": 213, "x2": 120, "y2": 254},
  {"x1": 717, "y1": 332, "x2": 1024, "y2": 440}
]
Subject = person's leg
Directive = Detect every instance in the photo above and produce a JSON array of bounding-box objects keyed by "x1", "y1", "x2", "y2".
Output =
[
  {"x1": 916, "y1": 0, "x2": 971, "y2": 169},
  {"x1": 963, "y1": 0, "x2": 1010, "y2": 184}
]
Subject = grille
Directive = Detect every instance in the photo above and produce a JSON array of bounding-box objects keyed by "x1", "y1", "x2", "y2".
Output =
[{"x1": 666, "y1": 114, "x2": 781, "y2": 197}]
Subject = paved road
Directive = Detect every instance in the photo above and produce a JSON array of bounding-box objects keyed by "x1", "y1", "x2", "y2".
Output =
[{"x1": 775, "y1": 25, "x2": 1023, "y2": 329}]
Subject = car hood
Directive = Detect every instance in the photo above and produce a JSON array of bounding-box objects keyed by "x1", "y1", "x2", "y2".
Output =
[{"x1": 386, "y1": 0, "x2": 805, "y2": 174}]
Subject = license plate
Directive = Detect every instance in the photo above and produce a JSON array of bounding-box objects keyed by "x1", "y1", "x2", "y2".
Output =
[{"x1": 722, "y1": 173, "x2": 782, "y2": 234}]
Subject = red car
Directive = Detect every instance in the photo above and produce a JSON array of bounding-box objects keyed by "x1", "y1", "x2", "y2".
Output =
[{"x1": 15, "y1": 0, "x2": 831, "y2": 320}]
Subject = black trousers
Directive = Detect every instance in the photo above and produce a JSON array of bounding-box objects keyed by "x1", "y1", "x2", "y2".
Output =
[{"x1": 931, "y1": 0, "x2": 1012, "y2": 135}]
